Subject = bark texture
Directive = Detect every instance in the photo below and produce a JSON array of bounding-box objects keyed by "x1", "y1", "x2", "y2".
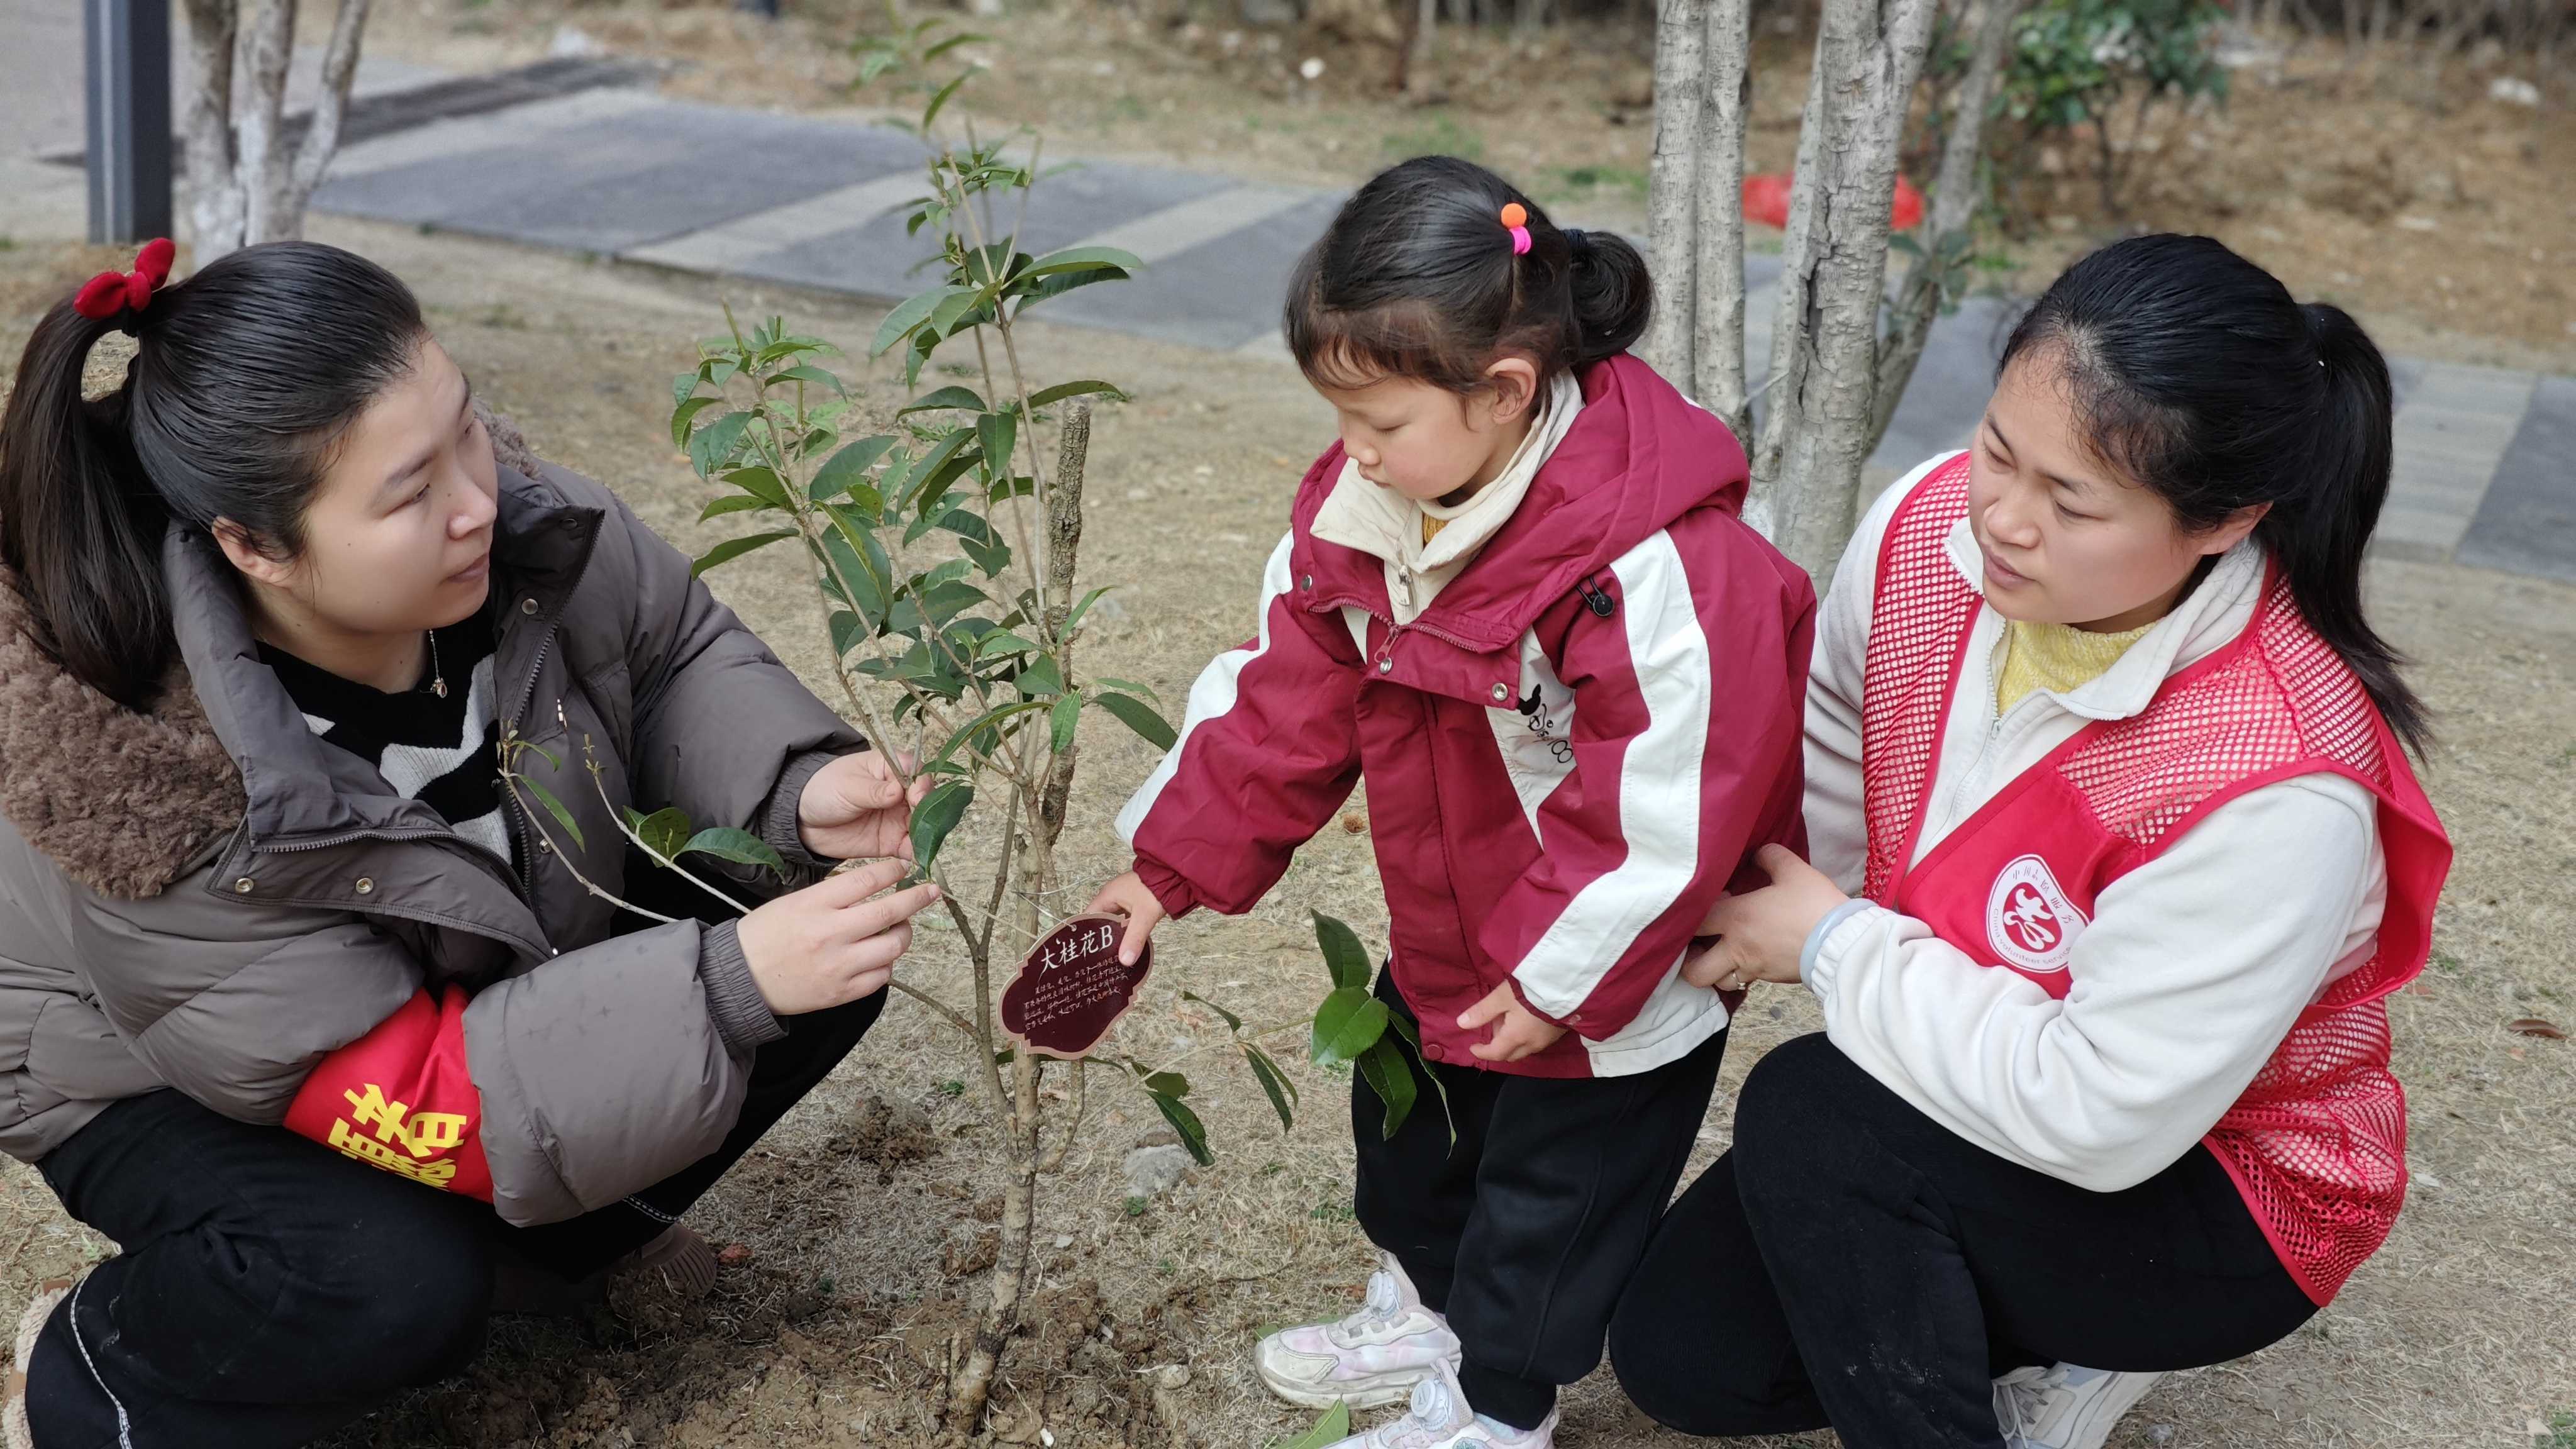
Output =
[{"x1": 1747, "y1": 0, "x2": 1943, "y2": 577}]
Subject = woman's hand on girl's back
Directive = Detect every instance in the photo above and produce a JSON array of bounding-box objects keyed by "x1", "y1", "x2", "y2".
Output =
[
  {"x1": 1683, "y1": 845, "x2": 1850, "y2": 992},
  {"x1": 738, "y1": 860, "x2": 940, "y2": 1016},
  {"x1": 1085, "y1": 872, "x2": 1167, "y2": 966}
]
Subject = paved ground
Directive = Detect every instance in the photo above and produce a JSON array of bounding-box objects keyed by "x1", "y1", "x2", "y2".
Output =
[{"x1": 3, "y1": 27, "x2": 2566, "y2": 580}]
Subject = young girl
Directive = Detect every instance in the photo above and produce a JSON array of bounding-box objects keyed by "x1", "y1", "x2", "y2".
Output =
[
  {"x1": 1607, "y1": 235, "x2": 2452, "y2": 1449},
  {"x1": 1088, "y1": 157, "x2": 1815, "y2": 1449},
  {"x1": 0, "y1": 240, "x2": 936, "y2": 1446}
]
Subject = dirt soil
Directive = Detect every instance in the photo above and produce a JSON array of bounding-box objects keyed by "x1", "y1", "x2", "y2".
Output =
[
  {"x1": 352, "y1": 0, "x2": 2576, "y2": 374},
  {"x1": 2, "y1": 219, "x2": 2572, "y2": 1448}
]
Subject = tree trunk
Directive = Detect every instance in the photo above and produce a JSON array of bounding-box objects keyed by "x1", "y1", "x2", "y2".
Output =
[
  {"x1": 1747, "y1": 0, "x2": 1942, "y2": 576},
  {"x1": 180, "y1": 0, "x2": 373, "y2": 264},
  {"x1": 1869, "y1": 0, "x2": 2028, "y2": 449},
  {"x1": 180, "y1": 0, "x2": 243, "y2": 256},
  {"x1": 1687, "y1": 0, "x2": 1752, "y2": 440},
  {"x1": 1642, "y1": 0, "x2": 1710, "y2": 387}
]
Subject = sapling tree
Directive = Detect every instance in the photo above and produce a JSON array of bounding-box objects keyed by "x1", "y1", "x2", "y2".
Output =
[{"x1": 483, "y1": 25, "x2": 1345, "y2": 1435}]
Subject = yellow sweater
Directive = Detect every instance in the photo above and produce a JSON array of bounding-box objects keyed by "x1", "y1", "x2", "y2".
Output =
[{"x1": 1994, "y1": 618, "x2": 2156, "y2": 714}]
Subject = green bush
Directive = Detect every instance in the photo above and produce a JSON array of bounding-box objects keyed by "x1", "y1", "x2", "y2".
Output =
[{"x1": 1992, "y1": 0, "x2": 2231, "y2": 218}]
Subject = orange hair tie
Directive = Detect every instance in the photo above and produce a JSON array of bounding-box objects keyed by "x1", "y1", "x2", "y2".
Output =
[{"x1": 1499, "y1": 203, "x2": 1531, "y2": 256}]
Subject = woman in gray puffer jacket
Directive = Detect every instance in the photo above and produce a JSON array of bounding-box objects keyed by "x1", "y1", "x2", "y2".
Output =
[{"x1": 0, "y1": 241, "x2": 938, "y2": 1447}]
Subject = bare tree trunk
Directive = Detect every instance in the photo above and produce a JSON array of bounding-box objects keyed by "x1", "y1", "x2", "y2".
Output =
[
  {"x1": 1643, "y1": 0, "x2": 1711, "y2": 387},
  {"x1": 235, "y1": 0, "x2": 296, "y2": 248},
  {"x1": 1688, "y1": 0, "x2": 1752, "y2": 440},
  {"x1": 1748, "y1": 0, "x2": 1943, "y2": 575},
  {"x1": 180, "y1": 0, "x2": 243, "y2": 256},
  {"x1": 179, "y1": 0, "x2": 374, "y2": 264},
  {"x1": 1871, "y1": 0, "x2": 2026, "y2": 450}
]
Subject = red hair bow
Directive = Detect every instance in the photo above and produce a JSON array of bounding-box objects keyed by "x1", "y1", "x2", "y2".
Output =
[{"x1": 71, "y1": 237, "x2": 176, "y2": 322}]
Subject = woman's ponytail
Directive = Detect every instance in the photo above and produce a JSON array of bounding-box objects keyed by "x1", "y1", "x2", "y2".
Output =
[
  {"x1": 1567, "y1": 228, "x2": 1653, "y2": 365},
  {"x1": 2272, "y1": 303, "x2": 2426, "y2": 754},
  {"x1": 0, "y1": 302, "x2": 175, "y2": 711},
  {"x1": 2001, "y1": 235, "x2": 2431, "y2": 757}
]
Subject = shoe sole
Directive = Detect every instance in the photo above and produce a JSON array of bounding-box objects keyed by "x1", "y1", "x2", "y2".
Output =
[{"x1": 1257, "y1": 1360, "x2": 1436, "y2": 1412}]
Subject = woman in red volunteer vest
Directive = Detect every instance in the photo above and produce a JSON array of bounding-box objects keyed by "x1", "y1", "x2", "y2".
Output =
[{"x1": 1603, "y1": 235, "x2": 2451, "y2": 1449}]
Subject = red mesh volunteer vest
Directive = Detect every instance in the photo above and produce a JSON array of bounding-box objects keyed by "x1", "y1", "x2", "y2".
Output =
[{"x1": 1857, "y1": 455, "x2": 2451, "y2": 1305}]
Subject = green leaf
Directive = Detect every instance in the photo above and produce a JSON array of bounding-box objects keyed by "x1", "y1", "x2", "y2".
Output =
[
  {"x1": 920, "y1": 66, "x2": 979, "y2": 132},
  {"x1": 690, "y1": 530, "x2": 796, "y2": 577},
  {"x1": 629, "y1": 806, "x2": 692, "y2": 861},
  {"x1": 1049, "y1": 692, "x2": 1082, "y2": 755},
  {"x1": 1310, "y1": 987, "x2": 1389, "y2": 1067},
  {"x1": 1180, "y1": 989, "x2": 1243, "y2": 1033},
  {"x1": 1357, "y1": 1035, "x2": 1418, "y2": 1140},
  {"x1": 671, "y1": 370, "x2": 702, "y2": 409},
  {"x1": 519, "y1": 777, "x2": 584, "y2": 853},
  {"x1": 1146, "y1": 1087, "x2": 1214, "y2": 1167},
  {"x1": 975, "y1": 409, "x2": 1018, "y2": 480},
  {"x1": 1092, "y1": 691, "x2": 1175, "y2": 751},
  {"x1": 686, "y1": 410, "x2": 755, "y2": 478},
  {"x1": 721, "y1": 466, "x2": 794, "y2": 511},
  {"x1": 872, "y1": 285, "x2": 968, "y2": 358},
  {"x1": 670, "y1": 394, "x2": 720, "y2": 448},
  {"x1": 929, "y1": 287, "x2": 986, "y2": 340},
  {"x1": 974, "y1": 628, "x2": 1040, "y2": 659},
  {"x1": 1138, "y1": 1069, "x2": 1190, "y2": 1099},
  {"x1": 910, "y1": 779, "x2": 974, "y2": 869},
  {"x1": 1313, "y1": 912, "x2": 1373, "y2": 993},
  {"x1": 1064, "y1": 587, "x2": 1115, "y2": 635},
  {"x1": 1243, "y1": 1043, "x2": 1298, "y2": 1133},
  {"x1": 1025, "y1": 379, "x2": 1130, "y2": 409},
  {"x1": 1016, "y1": 656, "x2": 1067, "y2": 699},
  {"x1": 1019, "y1": 245, "x2": 1145, "y2": 279},
  {"x1": 698, "y1": 494, "x2": 774, "y2": 523},
  {"x1": 921, "y1": 29, "x2": 984, "y2": 60},
  {"x1": 678, "y1": 826, "x2": 787, "y2": 875},
  {"x1": 1380, "y1": 1012, "x2": 1453, "y2": 1147},
  {"x1": 772, "y1": 363, "x2": 847, "y2": 396},
  {"x1": 811, "y1": 435, "x2": 896, "y2": 503},
  {"x1": 1269, "y1": 1402, "x2": 1354, "y2": 1449},
  {"x1": 899, "y1": 385, "x2": 988, "y2": 416},
  {"x1": 1094, "y1": 675, "x2": 1162, "y2": 704},
  {"x1": 933, "y1": 699, "x2": 1048, "y2": 765}
]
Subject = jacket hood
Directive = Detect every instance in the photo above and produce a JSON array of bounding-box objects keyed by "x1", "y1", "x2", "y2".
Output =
[
  {"x1": 0, "y1": 408, "x2": 544, "y2": 900},
  {"x1": 1292, "y1": 353, "x2": 1749, "y2": 652}
]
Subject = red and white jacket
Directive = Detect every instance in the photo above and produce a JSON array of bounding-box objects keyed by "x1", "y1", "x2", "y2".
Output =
[
  {"x1": 1806, "y1": 453, "x2": 2451, "y2": 1302},
  {"x1": 1116, "y1": 356, "x2": 1815, "y2": 1078}
]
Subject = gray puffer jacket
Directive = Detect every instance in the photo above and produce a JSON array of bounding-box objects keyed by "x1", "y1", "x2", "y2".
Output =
[{"x1": 0, "y1": 416, "x2": 862, "y2": 1224}]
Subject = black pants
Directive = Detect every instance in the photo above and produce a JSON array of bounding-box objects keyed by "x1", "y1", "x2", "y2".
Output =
[
  {"x1": 25, "y1": 991, "x2": 881, "y2": 1449},
  {"x1": 1353, "y1": 972, "x2": 1728, "y2": 1433},
  {"x1": 1606, "y1": 1033, "x2": 2318, "y2": 1448}
]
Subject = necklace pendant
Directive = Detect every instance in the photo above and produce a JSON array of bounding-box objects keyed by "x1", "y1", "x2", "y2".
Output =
[{"x1": 431, "y1": 676, "x2": 448, "y2": 699}]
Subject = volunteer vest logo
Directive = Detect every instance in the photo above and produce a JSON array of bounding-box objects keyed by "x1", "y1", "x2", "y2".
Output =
[{"x1": 1985, "y1": 854, "x2": 2085, "y2": 972}]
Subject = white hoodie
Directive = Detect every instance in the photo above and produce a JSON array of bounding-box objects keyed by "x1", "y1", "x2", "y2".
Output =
[{"x1": 1801, "y1": 454, "x2": 2390, "y2": 1193}]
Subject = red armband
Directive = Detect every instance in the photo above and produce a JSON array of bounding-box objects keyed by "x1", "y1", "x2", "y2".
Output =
[{"x1": 284, "y1": 985, "x2": 494, "y2": 1201}]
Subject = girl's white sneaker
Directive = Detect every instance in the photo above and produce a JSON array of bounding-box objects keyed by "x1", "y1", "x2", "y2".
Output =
[
  {"x1": 1992, "y1": 1362, "x2": 2164, "y2": 1449},
  {"x1": 1316, "y1": 1357, "x2": 1556, "y2": 1449},
  {"x1": 1257, "y1": 1253, "x2": 1463, "y2": 1410}
]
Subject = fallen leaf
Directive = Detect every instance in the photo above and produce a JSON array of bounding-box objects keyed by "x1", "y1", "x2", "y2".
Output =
[
  {"x1": 1341, "y1": 813, "x2": 1368, "y2": 835},
  {"x1": 717, "y1": 1243, "x2": 754, "y2": 1267},
  {"x1": 2507, "y1": 1017, "x2": 2567, "y2": 1039}
]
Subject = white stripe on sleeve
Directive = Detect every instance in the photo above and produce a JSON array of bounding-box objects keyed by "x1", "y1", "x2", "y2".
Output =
[
  {"x1": 1115, "y1": 531, "x2": 1299, "y2": 847},
  {"x1": 1511, "y1": 530, "x2": 1714, "y2": 1017}
]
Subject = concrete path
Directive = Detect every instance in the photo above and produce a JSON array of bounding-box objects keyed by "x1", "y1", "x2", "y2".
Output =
[{"x1": 6, "y1": 35, "x2": 2567, "y2": 582}]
